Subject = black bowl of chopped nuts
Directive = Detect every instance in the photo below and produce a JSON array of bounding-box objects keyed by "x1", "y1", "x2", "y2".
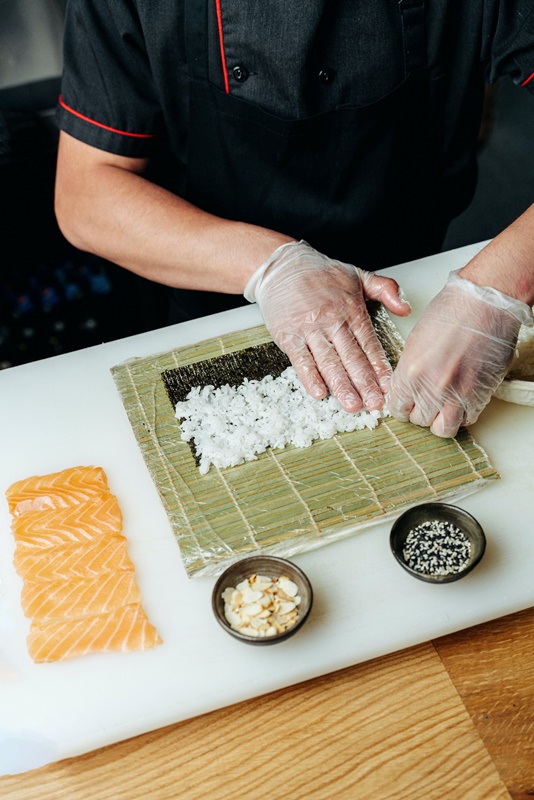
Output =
[
  {"x1": 390, "y1": 502, "x2": 486, "y2": 584},
  {"x1": 212, "y1": 555, "x2": 313, "y2": 644}
]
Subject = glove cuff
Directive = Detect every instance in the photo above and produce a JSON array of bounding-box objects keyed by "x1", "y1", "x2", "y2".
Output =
[
  {"x1": 449, "y1": 270, "x2": 534, "y2": 327},
  {"x1": 243, "y1": 240, "x2": 305, "y2": 302}
]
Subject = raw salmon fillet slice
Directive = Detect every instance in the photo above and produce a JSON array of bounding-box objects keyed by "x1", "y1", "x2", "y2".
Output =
[
  {"x1": 28, "y1": 603, "x2": 163, "y2": 663},
  {"x1": 11, "y1": 495, "x2": 123, "y2": 548},
  {"x1": 21, "y1": 570, "x2": 141, "y2": 621},
  {"x1": 6, "y1": 465, "x2": 162, "y2": 662},
  {"x1": 6, "y1": 466, "x2": 110, "y2": 516},
  {"x1": 13, "y1": 537, "x2": 134, "y2": 582}
]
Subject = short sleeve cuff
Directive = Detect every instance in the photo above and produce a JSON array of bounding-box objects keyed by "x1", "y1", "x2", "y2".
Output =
[{"x1": 56, "y1": 97, "x2": 158, "y2": 158}]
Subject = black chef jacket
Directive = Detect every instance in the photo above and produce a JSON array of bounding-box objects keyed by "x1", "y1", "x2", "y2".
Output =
[{"x1": 57, "y1": 0, "x2": 534, "y2": 320}]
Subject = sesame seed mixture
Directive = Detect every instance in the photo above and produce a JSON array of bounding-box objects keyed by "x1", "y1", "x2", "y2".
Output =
[{"x1": 402, "y1": 520, "x2": 472, "y2": 576}]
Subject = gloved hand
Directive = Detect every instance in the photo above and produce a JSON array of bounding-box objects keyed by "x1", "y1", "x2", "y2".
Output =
[
  {"x1": 387, "y1": 270, "x2": 534, "y2": 438},
  {"x1": 244, "y1": 240, "x2": 411, "y2": 411}
]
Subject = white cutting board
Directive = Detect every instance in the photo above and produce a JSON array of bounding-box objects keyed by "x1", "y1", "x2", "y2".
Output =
[{"x1": 1, "y1": 242, "x2": 533, "y2": 775}]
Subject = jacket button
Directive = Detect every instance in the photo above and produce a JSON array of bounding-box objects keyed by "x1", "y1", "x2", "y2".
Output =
[
  {"x1": 318, "y1": 68, "x2": 336, "y2": 85},
  {"x1": 232, "y1": 65, "x2": 249, "y2": 82}
]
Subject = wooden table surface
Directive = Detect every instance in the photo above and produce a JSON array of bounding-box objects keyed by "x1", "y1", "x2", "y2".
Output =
[{"x1": 1, "y1": 606, "x2": 532, "y2": 800}]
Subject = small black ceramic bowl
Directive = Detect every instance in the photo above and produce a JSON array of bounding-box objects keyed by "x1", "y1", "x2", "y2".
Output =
[
  {"x1": 390, "y1": 502, "x2": 486, "y2": 584},
  {"x1": 212, "y1": 555, "x2": 313, "y2": 645}
]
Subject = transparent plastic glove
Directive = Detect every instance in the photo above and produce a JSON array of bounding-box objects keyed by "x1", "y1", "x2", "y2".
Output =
[
  {"x1": 387, "y1": 270, "x2": 534, "y2": 438},
  {"x1": 244, "y1": 240, "x2": 411, "y2": 411}
]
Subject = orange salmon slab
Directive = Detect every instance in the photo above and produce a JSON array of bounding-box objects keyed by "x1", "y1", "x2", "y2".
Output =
[
  {"x1": 6, "y1": 465, "x2": 162, "y2": 662},
  {"x1": 6, "y1": 465, "x2": 110, "y2": 516},
  {"x1": 28, "y1": 604, "x2": 162, "y2": 663},
  {"x1": 14, "y1": 537, "x2": 133, "y2": 582},
  {"x1": 11, "y1": 495, "x2": 123, "y2": 548}
]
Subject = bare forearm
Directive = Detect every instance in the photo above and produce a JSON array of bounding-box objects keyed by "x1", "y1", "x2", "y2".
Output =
[
  {"x1": 55, "y1": 134, "x2": 292, "y2": 294},
  {"x1": 458, "y1": 202, "x2": 534, "y2": 306}
]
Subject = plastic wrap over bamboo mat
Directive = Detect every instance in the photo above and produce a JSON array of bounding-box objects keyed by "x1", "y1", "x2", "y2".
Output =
[{"x1": 111, "y1": 311, "x2": 499, "y2": 578}]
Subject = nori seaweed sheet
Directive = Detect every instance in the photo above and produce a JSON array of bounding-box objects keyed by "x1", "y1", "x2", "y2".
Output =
[
  {"x1": 161, "y1": 341, "x2": 291, "y2": 466},
  {"x1": 160, "y1": 302, "x2": 403, "y2": 465},
  {"x1": 161, "y1": 301, "x2": 396, "y2": 408},
  {"x1": 162, "y1": 341, "x2": 291, "y2": 407}
]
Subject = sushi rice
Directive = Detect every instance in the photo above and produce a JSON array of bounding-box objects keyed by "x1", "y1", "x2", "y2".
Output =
[{"x1": 175, "y1": 366, "x2": 389, "y2": 475}]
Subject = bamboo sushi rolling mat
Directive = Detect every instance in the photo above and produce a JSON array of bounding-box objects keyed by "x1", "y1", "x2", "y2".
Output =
[{"x1": 111, "y1": 312, "x2": 499, "y2": 578}]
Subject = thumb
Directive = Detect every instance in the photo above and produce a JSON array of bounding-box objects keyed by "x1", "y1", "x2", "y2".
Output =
[{"x1": 361, "y1": 273, "x2": 412, "y2": 317}]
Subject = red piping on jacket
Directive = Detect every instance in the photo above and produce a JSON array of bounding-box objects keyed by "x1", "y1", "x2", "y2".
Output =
[
  {"x1": 521, "y1": 71, "x2": 534, "y2": 87},
  {"x1": 58, "y1": 96, "x2": 156, "y2": 138},
  {"x1": 215, "y1": 0, "x2": 230, "y2": 93}
]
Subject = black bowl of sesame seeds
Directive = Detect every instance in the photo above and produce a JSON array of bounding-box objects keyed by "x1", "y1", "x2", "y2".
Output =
[{"x1": 390, "y1": 503, "x2": 486, "y2": 584}]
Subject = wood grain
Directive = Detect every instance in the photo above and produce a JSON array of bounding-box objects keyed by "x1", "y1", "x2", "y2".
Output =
[
  {"x1": 0, "y1": 643, "x2": 508, "y2": 800},
  {"x1": 435, "y1": 607, "x2": 534, "y2": 800}
]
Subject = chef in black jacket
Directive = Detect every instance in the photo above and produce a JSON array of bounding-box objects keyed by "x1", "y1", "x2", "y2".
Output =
[{"x1": 55, "y1": 0, "x2": 534, "y2": 437}]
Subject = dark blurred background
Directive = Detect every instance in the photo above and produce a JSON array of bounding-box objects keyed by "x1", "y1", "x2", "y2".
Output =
[
  {"x1": 0, "y1": 0, "x2": 167, "y2": 369},
  {"x1": 1, "y1": 0, "x2": 534, "y2": 369}
]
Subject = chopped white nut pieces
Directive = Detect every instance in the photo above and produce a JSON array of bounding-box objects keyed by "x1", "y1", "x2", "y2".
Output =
[{"x1": 222, "y1": 574, "x2": 301, "y2": 638}]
